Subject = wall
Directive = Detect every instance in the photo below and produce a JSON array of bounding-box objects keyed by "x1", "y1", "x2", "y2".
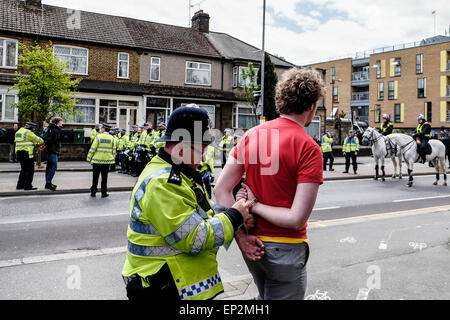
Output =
[{"x1": 139, "y1": 51, "x2": 222, "y2": 89}]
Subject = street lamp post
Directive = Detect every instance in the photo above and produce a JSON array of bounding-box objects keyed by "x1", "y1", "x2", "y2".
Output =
[{"x1": 260, "y1": 0, "x2": 266, "y2": 122}]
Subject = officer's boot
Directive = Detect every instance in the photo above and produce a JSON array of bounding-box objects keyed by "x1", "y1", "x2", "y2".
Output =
[{"x1": 90, "y1": 186, "x2": 97, "y2": 198}]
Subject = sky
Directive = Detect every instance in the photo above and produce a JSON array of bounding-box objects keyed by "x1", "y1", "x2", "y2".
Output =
[{"x1": 43, "y1": 0, "x2": 450, "y2": 65}]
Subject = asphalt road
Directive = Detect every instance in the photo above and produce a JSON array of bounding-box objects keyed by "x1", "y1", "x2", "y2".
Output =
[{"x1": 0, "y1": 176, "x2": 448, "y2": 300}]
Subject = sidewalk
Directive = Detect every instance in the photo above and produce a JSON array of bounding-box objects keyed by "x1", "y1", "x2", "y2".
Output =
[{"x1": 0, "y1": 157, "x2": 442, "y2": 197}]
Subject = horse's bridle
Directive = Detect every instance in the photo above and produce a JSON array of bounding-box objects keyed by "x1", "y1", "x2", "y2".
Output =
[{"x1": 364, "y1": 129, "x2": 384, "y2": 146}]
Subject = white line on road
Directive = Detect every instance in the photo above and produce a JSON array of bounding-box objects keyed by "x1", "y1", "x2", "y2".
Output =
[
  {"x1": 0, "y1": 211, "x2": 129, "y2": 225},
  {"x1": 393, "y1": 195, "x2": 450, "y2": 203},
  {"x1": 0, "y1": 246, "x2": 127, "y2": 269},
  {"x1": 313, "y1": 206, "x2": 341, "y2": 211}
]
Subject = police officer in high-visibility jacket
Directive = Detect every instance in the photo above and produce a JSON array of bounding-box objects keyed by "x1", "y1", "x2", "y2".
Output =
[
  {"x1": 122, "y1": 107, "x2": 252, "y2": 301},
  {"x1": 342, "y1": 129, "x2": 360, "y2": 174},
  {"x1": 15, "y1": 122, "x2": 44, "y2": 190},
  {"x1": 219, "y1": 128, "x2": 233, "y2": 168},
  {"x1": 380, "y1": 114, "x2": 393, "y2": 136},
  {"x1": 90, "y1": 124, "x2": 101, "y2": 144},
  {"x1": 414, "y1": 114, "x2": 432, "y2": 163},
  {"x1": 321, "y1": 130, "x2": 334, "y2": 171},
  {"x1": 87, "y1": 123, "x2": 116, "y2": 198}
]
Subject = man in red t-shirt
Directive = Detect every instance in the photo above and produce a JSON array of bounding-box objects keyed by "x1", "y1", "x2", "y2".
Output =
[{"x1": 214, "y1": 67, "x2": 325, "y2": 300}]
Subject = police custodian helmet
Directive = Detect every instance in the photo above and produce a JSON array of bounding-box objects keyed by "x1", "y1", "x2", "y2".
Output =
[{"x1": 157, "y1": 107, "x2": 212, "y2": 145}]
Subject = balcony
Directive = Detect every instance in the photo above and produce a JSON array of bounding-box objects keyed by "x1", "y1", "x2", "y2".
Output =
[
  {"x1": 351, "y1": 71, "x2": 369, "y2": 87},
  {"x1": 351, "y1": 91, "x2": 369, "y2": 106}
]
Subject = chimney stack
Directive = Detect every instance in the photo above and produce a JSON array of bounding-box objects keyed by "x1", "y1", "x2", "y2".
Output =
[
  {"x1": 23, "y1": 0, "x2": 42, "y2": 9},
  {"x1": 191, "y1": 10, "x2": 210, "y2": 33}
]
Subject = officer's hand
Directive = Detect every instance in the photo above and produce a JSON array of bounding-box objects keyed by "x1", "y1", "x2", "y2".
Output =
[
  {"x1": 355, "y1": 152, "x2": 358, "y2": 156},
  {"x1": 39, "y1": 145, "x2": 45, "y2": 151},
  {"x1": 232, "y1": 199, "x2": 251, "y2": 222}
]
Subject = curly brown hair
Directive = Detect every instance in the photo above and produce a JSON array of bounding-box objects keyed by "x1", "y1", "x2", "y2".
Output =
[{"x1": 276, "y1": 67, "x2": 325, "y2": 115}]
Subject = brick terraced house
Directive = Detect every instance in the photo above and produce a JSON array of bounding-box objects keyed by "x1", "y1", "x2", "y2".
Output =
[{"x1": 0, "y1": 0, "x2": 296, "y2": 139}]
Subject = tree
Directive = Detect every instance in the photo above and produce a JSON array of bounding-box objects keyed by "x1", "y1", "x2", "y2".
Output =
[
  {"x1": 239, "y1": 62, "x2": 259, "y2": 107},
  {"x1": 257, "y1": 53, "x2": 279, "y2": 121},
  {"x1": 10, "y1": 42, "x2": 80, "y2": 130}
]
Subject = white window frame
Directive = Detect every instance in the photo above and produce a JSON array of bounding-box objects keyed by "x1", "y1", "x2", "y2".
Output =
[
  {"x1": 0, "y1": 38, "x2": 19, "y2": 69},
  {"x1": 237, "y1": 66, "x2": 259, "y2": 88},
  {"x1": 150, "y1": 57, "x2": 161, "y2": 82},
  {"x1": 185, "y1": 61, "x2": 211, "y2": 86},
  {"x1": 66, "y1": 97, "x2": 96, "y2": 125},
  {"x1": 53, "y1": 45, "x2": 89, "y2": 75},
  {"x1": 117, "y1": 52, "x2": 130, "y2": 79},
  {"x1": 232, "y1": 104, "x2": 257, "y2": 129},
  {"x1": 0, "y1": 93, "x2": 19, "y2": 122},
  {"x1": 232, "y1": 66, "x2": 239, "y2": 88}
]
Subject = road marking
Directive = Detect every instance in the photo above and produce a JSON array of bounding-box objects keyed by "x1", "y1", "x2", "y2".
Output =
[
  {"x1": 0, "y1": 191, "x2": 132, "y2": 200},
  {"x1": 0, "y1": 211, "x2": 129, "y2": 225},
  {"x1": 0, "y1": 246, "x2": 127, "y2": 269},
  {"x1": 309, "y1": 205, "x2": 450, "y2": 229},
  {"x1": 313, "y1": 206, "x2": 341, "y2": 211},
  {"x1": 393, "y1": 195, "x2": 450, "y2": 203}
]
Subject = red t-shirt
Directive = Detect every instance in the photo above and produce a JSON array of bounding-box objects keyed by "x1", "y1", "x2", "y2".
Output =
[{"x1": 232, "y1": 117, "x2": 323, "y2": 241}]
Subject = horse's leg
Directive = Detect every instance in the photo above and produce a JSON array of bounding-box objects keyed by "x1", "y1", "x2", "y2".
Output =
[
  {"x1": 407, "y1": 161, "x2": 414, "y2": 188},
  {"x1": 381, "y1": 157, "x2": 386, "y2": 182},
  {"x1": 440, "y1": 157, "x2": 447, "y2": 186},
  {"x1": 391, "y1": 157, "x2": 397, "y2": 179},
  {"x1": 398, "y1": 155, "x2": 403, "y2": 179},
  {"x1": 374, "y1": 157, "x2": 379, "y2": 181},
  {"x1": 433, "y1": 158, "x2": 439, "y2": 186}
]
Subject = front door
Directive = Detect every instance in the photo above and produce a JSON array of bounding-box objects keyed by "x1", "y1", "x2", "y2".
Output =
[{"x1": 118, "y1": 108, "x2": 138, "y2": 135}]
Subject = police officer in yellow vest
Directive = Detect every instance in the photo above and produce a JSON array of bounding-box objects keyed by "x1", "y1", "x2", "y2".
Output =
[
  {"x1": 87, "y1": 123, "x2": 116, "y2": 198},
  {"x1": 414, "y1": 114, "x2": 432, "y2": 163},
  {"x1": 90, "y1": 124, "x2": 101, "y2": 144},
  {"x1": 219, "y1": 128, "x2": 233, "y2": 168},
  {"x1": 380, "y1": 114, "x2": 393, "y2": 136},
  {"x1": 122, "y1": 106, "x2": 252, "y2": 301},
  {"x1": 343, "y1": 129, "x2": 360, "y2": 174},
  {"x1": 151, "y1": 122, "x2": 166, "y2": 156},
  {"x1": 321, "y1": 130, "x2": 335, "y2": 171},
  {"x1": 15, "y1": 122, "x2": 44, "y2": 190}
]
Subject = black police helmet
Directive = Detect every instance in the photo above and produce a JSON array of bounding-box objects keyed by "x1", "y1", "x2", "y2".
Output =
[{"x1": 158, "y1": 107, "x2": 212, "y2": 145}]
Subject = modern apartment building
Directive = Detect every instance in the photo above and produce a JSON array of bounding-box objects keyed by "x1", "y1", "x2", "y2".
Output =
[
  {"x1": 306, "y1": 35, "x2": 450, "y2": 131},
  {"x1": 0, "y1": 0, "x2": 294, "y2": 136}
]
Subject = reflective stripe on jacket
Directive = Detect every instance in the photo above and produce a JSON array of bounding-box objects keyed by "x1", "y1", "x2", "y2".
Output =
[
  {"x1": 343, "y1": 137, "x2": 360, "y2": 153},
  {"x1": 87, "y1": 133, "x2": 116, "y2": 164},
  {"x1": 122, "y1": 155, "x2": 234, "y2": 300},
  {"x1": 15, "y1": 127, "x2": 44, "y2": 158}
]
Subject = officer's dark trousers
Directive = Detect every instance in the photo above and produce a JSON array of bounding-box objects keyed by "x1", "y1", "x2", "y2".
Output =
[
  {"x1": 16, "y1": 151, "x2": 35, "y2": 189},
  {"x1": 91, "y1": 164, "x2": 109, "y2": 195},
  {"x1": 125, "y1": 264, "x2": 180, "y2": 302},
  {"x1": 323, "y1": 152, "x2": 334, "y2": 170},
  {"x1": 345, "y1": 152, "x2": 358, "y2": 173}
]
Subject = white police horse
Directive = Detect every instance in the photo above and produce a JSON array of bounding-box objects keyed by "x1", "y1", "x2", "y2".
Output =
[
  {"x1": 362, "y1": 127, "x2": 402, "y2": 181},
  {"x1": 387, "y1": 133, "x2": 447, "y2": 187}
]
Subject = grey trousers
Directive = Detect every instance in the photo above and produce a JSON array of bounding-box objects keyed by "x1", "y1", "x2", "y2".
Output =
[{"x1": 244, "y1": 242, "x2": 309, "y2": 300}]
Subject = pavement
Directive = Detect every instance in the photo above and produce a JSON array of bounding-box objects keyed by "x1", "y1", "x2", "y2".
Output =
[{"x1": 0, "y1": 156, "x2": 444, "y2": 197}]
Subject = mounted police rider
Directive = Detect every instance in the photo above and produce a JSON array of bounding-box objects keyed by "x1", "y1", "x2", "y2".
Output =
[
  {"x1": 380, "y1": 114, "x2": 393, "y2": 136},
  {"x1": 413, "y1": 114, "x2": 432, "y2": 164}
]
